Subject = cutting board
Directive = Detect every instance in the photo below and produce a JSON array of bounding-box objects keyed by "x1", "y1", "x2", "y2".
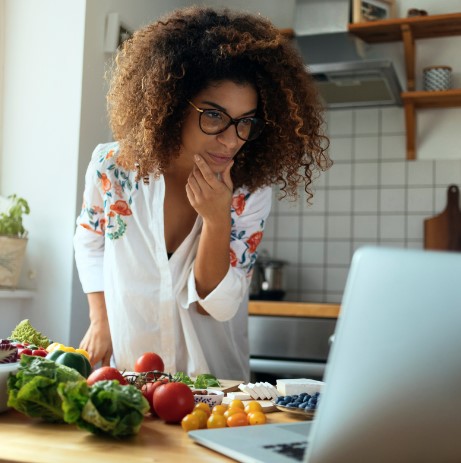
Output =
[{"x1": 424, "y1": 185, "x2": 461, "y2": 251}]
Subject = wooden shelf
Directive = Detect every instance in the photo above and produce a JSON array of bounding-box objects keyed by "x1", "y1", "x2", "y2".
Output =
[
  {"x1": 401, "y1": 89, "x2": 461, "y2": 108},
  {"x1": 348, "y1": 12, "x2": 461, "y2": 43},
  {"x1": 348, "y1": 12, "x2": 461, "y2": 160}
]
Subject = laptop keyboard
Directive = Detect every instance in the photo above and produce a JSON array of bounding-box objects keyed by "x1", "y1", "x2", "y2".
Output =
[{"x1": 263, "y1": 441, "x2": 308, "y2": 461}]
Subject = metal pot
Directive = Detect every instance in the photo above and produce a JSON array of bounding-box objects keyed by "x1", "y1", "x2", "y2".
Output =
[{"x1": 249, "y1": 251, "x2": 287, "y2": 301}]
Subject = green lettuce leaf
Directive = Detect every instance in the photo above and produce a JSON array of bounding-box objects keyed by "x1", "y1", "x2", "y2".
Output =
[
  {"x1": 59, "y1": 379, "x2": 149, "y2": 438},
  {"x1": 7, "y1": 355, "x2": 84, "y2": 422}
]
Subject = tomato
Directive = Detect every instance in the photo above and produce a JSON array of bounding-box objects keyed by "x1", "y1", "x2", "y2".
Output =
[
  {"x1": 227, "y1": 412, "x2": 249, "y2": 427},
  {"x1": 194, "y1": 402, "x2": 211, "y2": 416},
  {"x1": 191, "y1": 409, "x2": 208, "y2": 429},
  {"x1": 86, "y1": 366, "x2": 128, "y2": 386},
  {"x1": 18, "y1": 348, "x2": 32, "y2": 357},
  {"x1": 207, "y1": 413, "x2": 227, "y2": 429},
  {"x1": 32, "y1": 349, "x2": 47, "y2": 357},
  {"x1": 244, "y1": 401, "x2": 263, "y2": 414},
  {"x1": 181, "y1": 414, "x2": 200, "y2": 432},
  {"x1": 228, "y1": 399, "x2": 244, "y2": 410},
  {"x1": 212, "y1": 404, "x2": 227, "y2": 415},
  {"x1": 153, "y1": 382, "x2": 195, "y2": 423},
  {"x1": 141, "y1": 379, "x2": 169, "y2": 415},
  {"x1": 134, "y1": 352, "x2": 164, "y2": 374},
  {"x1": 248, "y1": 411, "x2": 267, "y2": 425}
]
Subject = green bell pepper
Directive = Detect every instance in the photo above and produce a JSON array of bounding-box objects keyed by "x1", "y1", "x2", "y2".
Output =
[{"x1": 46, "y1": 350, "x2": 92, "y2": 378}]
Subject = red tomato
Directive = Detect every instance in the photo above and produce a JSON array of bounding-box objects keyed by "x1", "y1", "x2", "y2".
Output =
[
  {"x1": 134, "y1": 352, "x2": 165, "y2": 374},
  {"x1": 86, "y1": 366, "x2": 128, "y2": 386},
  {"x1": 141, "y1": 378, "x2": 169, "y2": 415},
  {"x1": 32, "y1": 349, "x2": 47, "y2": 357},
  {"x1": 153, "y1": 382, "x2": 195, "y2": 423},
  {"x1": 18, "y1": 348, "x2": 32, "y2": 357}
]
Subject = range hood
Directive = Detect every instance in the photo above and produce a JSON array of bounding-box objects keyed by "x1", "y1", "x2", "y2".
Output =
[{"x1": 294, "y1": 32, "x2": 403, "y2": 109}]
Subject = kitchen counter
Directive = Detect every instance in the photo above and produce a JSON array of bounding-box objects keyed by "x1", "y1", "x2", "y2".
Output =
[
  {"x1": 0, "y1": 409, "x2": 297, "y2": 463},
  {"x1": 248, "y1": 300, "x2": 340, "y2": 318}
]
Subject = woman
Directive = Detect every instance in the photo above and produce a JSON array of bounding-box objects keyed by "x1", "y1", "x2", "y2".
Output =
[{"x1": 74, "y1": 6, "x2": 331, "y2": 381}]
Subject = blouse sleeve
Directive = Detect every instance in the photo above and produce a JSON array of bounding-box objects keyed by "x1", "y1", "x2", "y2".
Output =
[
  {"x1": 73, "y1": 145, "x2": 107, "y2": 293},
  {"x1": 186, "y1": 186, "x2": 273, "y2": 321}
]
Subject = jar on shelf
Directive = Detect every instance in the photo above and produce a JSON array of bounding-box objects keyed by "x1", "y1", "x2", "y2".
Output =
[{"x1": 423, "y1": 66, "x2": 452, "y2": 91}]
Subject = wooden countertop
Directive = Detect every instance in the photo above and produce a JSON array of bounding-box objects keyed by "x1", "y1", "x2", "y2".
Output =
[
  {"x1": 248, "y1": 300, "x2": 340, "y2": 318},
  {"x1": 0, "y1": 409, "x2": 298, "y2": 463}
]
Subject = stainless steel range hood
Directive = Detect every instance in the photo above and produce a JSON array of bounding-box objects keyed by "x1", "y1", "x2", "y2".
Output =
[{"x1": 294, "y1": 32, "x2": 403, "y2": 108}]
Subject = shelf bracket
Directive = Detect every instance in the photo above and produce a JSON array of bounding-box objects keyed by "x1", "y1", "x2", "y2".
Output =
[
  {"x1": 403, "y1": 102, "x2": 416, "y2": 160},
  {"x1": 401, "y1": 24, "x2": 415, "y2": 91}
]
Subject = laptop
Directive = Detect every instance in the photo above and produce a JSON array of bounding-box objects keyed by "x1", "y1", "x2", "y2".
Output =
[{"x1": 189, "y1": 246, "x2": 461, "y2": 463}]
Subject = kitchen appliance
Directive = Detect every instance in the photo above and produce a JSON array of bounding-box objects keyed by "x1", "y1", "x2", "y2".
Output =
[
  {"x1": 249, "y1": 251, "x2": 287, "y2": 301},
  {"x1": 248, "y1": 315, "x2": 336, "y2": 382},
  {"x1": 424, "y1": 184, "x2": 461, "y2": 251},
  {"x1": 293, "y1": 31, "x2": 402, "y2": 108}
]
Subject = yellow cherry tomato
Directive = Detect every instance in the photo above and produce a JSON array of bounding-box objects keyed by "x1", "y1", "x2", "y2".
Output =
[
  {"x1": 181, "y1": 413, "x2": 200, "y2": 432},
  {"x1": 227, "y1": 412, "x2": 249, "y2": 427},
  {"x1": 248, "y1": 411, "x2": 267, "y2": 425},
  {"x1": 75, "y1": 348, "x2": 90, "y2": 360},
  {"x1": 244, "y1": 401, "x2": 263, "y2": 414},
  {"x1": 194, "y1": 402, "x2": 211, "y2": 416},
  {"x1": 191, "y1": 409, "x2": 208, "y2": 429},
  {"x1": 207, "y1": 413, "x2": 227, "y2": 429},
  {"x1": 224, "y1": 407, "x2": 245, "y2": 420},
  {"x1": 212, "y1": 404, "x2": 227, "y2": 415},
  {"x1": 228, "y1": 399, "x2": 244, "y2": 410}
]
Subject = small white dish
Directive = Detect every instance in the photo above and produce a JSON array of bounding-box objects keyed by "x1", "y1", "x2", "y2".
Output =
[
  {"x1": 192, "y1": 388, "x2": 224, "y2": 407},
  {"x1": 0, "y1": 362, "x2": 19, "y2": 413}
]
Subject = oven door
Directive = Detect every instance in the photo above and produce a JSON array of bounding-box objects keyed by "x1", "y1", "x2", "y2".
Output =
[{"x1": 248, "y1": 315, "x2": 337, "y2": 381}]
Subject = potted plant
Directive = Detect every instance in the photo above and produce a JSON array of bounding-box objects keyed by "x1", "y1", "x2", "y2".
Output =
[{"x1": 0, "y1": 195, "x2": 30, "y2": 288}]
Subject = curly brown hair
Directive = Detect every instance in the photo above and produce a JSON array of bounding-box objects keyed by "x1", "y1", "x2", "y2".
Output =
[{"x1": 107, "y1": 6, "x2": 331, "y2": 201}]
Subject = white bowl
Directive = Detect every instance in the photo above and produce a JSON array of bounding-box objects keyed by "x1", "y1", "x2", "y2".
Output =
[
  {"x1": 192, "y1": 389, "x2": 224, "y2": 407},
  {"x1": 0, "y1": 362, "x2": 19, "y2": 413}
]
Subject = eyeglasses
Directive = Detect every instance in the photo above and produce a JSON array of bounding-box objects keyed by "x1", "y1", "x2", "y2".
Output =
[{"x1": 188, "y1": 100, "x2": 265, "y2": 142}]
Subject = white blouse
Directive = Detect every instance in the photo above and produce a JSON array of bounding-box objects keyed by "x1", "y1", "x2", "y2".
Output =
[{"x1": 74, "y1": 142, "x2": 272, "y2": 381}]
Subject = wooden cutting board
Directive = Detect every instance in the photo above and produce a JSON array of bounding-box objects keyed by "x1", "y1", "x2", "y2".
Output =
[{"x1": 424, "y1": 184, "x2": 461, "y2": 251}]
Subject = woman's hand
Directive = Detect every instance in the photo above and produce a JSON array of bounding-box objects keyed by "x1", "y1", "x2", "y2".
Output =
[
  {"x1": 80, "y1": 292, "x2": 113, "y2": 367},
  {"x1": 186, "y1": 154, "x2": 233, "y2": 222},
  {"x1": 186, "y1": 155, "x2": 234, "y2": 300}
]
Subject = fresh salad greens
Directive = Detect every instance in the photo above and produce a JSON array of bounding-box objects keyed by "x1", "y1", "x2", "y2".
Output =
[
  {"x1": 173, "y1": 372, "x2": 221, "y2": 389},
  {"x1": 7, "y1": 355, "x2": 149, "y2": 438},
  {"x1": 59, "y1": 380, "x2": 149, "y2": 438},
  {"x1": 7, "y1": 355, "x2": 84, "y2": 422}
]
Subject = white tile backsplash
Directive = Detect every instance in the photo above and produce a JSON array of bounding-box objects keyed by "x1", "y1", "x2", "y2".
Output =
[
  {"x1": 353, "y1": 162, "x2": 379, "y2": 187},
  {"x1": 380, "y1": 161, "x2": 407, "y2": 186},
  {"x1": 264, "y1": 108, "x2": 461, "y2": 304},
  {"x1": 354, "y1": 136, "x2": 380, "y2": 161},
  {"x1": 354, "y1": 108, "x2": 380, "y2": 135}
]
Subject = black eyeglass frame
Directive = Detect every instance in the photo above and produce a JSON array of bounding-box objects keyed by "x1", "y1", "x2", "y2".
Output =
[{"x1": 187, "y1": 100, "x2": 266, "y2": 142}]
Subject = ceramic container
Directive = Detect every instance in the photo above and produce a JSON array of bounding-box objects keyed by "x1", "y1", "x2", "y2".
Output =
[{"x1": 423, "y1": 66, "x2": 452, "y2": 91}]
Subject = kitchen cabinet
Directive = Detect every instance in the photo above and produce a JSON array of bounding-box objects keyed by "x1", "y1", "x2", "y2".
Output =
[{"x1": 348, "y1": 12, "x2": 461, "y2": 160}]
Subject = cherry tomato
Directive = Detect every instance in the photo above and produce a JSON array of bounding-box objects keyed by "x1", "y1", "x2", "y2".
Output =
[
  {"x1": 153, "y1": 382, "x2": 195, "y2": 423},
  {"x1": 18, "y1": 348, "x2": 32, "y2": 357},
  {"x1": 134, "y1": 352, "x2": 165, "y2": 375},
  {"x1": 32, "y1": 349, "x2": 47, "y2": 357},
  {"x1": 207, "y1": 413, "x2": 227, "y2": 429},
  {"x1": 212, "y1": 404, "x2": 227, "y2": 415},
  {"x1": 248, "y1": 411, "x2": 267, "y2": 425},
  {"x1": 224, "y1": 407, "x2": 245, "y2": 420},
  {"x1": 86, "y1": 366, "x2": 128, "y2": 386},
  {"x1": 244, "y1": 401, "x2": 263, "y2": 414},
  {"x1": 141, "y1": 379, "x2": 169, "y2": 415},
  {"x1": 191, "y1": 409, "x2": 208, "y2": 429},
  {"x1": 181, "y1": 413, "x2": 200, "y2": 432},
  {"x1": 228, "y1": 399, "x2": 244, "y2": 410},
  {"x1": 194, "y1": 402, "x2": 211, "y2": 416},
  {"x1": 227, "y1": 412, "x2": 249, "y2": 427}
]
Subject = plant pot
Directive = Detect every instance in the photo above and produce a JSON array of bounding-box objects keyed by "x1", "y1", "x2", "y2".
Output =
[{"x1": 0, "y1": 236, "x2": 28, "y2": 288}]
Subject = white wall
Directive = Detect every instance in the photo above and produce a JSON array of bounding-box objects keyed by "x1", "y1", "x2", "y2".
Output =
[
  {"x1": 1, "y1": 0, "x2": 460, "y2": 343},
  {"x1": 1, "y1": 0, "x2": 86, "y2": 339}
]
